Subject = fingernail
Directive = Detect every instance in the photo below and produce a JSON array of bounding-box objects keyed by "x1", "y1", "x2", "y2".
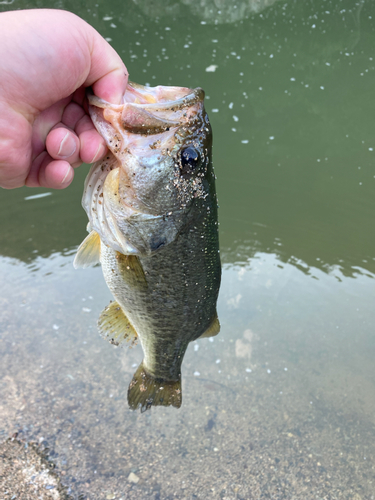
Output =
[
  {"x1": 91, "y1": 143, "x2": 106, "y2": 163},
  {"x1": 61, "y1": 165, "x2": 74, "y2": 185},
  {"x1": 58, "y1": 132, "x2": 76, "y2": 158}
]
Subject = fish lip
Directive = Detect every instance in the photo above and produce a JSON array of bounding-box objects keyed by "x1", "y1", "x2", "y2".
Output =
[
  {"x1": 87, "y1": 86, "x2": 205, "y2": 114},
  {"x1": 127, "y1": 82, "x2": 205, "y2": 111}
]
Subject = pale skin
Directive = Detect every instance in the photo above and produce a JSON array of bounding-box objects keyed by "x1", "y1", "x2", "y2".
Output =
[{"x1": 0, "y1": 9, "x2": 128, "y2": 189}]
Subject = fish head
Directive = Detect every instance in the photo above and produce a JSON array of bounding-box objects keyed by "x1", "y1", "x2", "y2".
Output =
[{"x1": 84, "y1": 82, "x2": 213, "y2": 255}]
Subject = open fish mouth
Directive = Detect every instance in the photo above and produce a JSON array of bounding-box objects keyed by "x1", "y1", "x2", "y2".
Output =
[
  {"x1": 87, "y1": 82, "x2": 205, "y2": 137},
  {"x1": 89, "y1": 81, "x2": 204, "y2": 111},
  {"x1": 124, "y1": 81, "x2": 205, "y2": 110}
]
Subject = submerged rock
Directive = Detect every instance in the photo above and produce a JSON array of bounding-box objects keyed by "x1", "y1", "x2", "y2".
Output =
[{"x1": 0, "y1": 437, "x2": 71, "y2": 500}]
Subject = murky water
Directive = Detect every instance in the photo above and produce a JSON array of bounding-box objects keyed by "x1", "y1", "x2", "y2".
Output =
[{"x1": 1, "y1": 1, "x2": 375, "y2": 498}]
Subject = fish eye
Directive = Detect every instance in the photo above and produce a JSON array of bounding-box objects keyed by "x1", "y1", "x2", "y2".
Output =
[{"x1": 179, "y1": 147, "x2": 200, "y2": 175}]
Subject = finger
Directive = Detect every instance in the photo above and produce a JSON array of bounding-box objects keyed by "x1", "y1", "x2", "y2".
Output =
[
  {"x1": 26, "y1": 151, "x2": 75, "y2": 188},
  {"x1": 43, "y1": 160, "x2": 75, "y2": 188},
  {"x1": 60, "y1": 101, "x2": 108, "y2": 164},
  {"x1": 1, "y1": 11, "x2": 127, "y2": 112},
  {"x1": 84, "y1": 29, "x2": 128, "y2": 104},
  {"x1": 0, "y1": 107, "x2": 32, "y2": 188},
  {"x1": 72, "y1": 86, "x2": 86, "y2": 106},
  {"x1": 61, "y1": 101, "x2": 86, "y2": 129},
  {"x1": 46, "y1": 126, "x2": 81, "y2": 165},
  {"x1": 32, "y1": 97, "x2": 71, "y2": 158},
  {"x1": 79, "y1": 128, "x2": 107, "y2": 164},
  {"x1": 74, "y1": 113, "x2": 107, "y2": 164},
  {"x1": 91, "y1": 66, "x2": 128, "y2": 105}
]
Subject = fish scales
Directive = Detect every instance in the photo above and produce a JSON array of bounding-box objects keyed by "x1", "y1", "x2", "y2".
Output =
[
  {"x1": 74, "y1": 81, "x2": 221, "y2": 411},
  {"x1": 100, "y1": 197, "x2": 219, "y2": 379}
]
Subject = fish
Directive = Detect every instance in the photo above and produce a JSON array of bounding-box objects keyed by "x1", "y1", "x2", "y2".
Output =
[{"x1": 74, "y1": 81, "x2": 221, "y2": 411}]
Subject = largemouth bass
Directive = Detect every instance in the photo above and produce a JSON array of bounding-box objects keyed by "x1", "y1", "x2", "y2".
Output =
[{"x1": 74, "y1": 82, "x2": 221, "y2": 411}]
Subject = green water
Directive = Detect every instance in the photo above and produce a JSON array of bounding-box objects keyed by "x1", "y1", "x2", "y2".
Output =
[{"x1": 1, "y1": 1, "x2": 375, "y2": 498}]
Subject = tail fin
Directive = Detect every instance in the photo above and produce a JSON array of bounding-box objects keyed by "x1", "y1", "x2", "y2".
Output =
[{"x1": 128, "y1": 362, "x2": 182, "y2": 412}]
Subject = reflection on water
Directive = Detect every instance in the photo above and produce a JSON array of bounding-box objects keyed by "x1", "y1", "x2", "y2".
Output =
[
  {"x1": 1, "y1": 0, "x2": 375, "y2": 497},
  {"x1": 133, "y1": 0, "x2": 282, "y2": 24}
]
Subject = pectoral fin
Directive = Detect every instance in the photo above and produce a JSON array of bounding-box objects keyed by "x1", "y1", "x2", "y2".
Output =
[
  {"x1": 116, "y1": 253, "x2": 148, "y2": 289},
  {"x1": 73, "y1": 230, "x2": 101, "y2": 269},
  {"x1": 98, "y1": 300, "x2": 138, "y2": 347},
  {"x1": 197, "y1": 313, "x2": 220, "y2": 339},
  {"x1": 128, "y1": 362, "x2": 182, "y2": 412}
]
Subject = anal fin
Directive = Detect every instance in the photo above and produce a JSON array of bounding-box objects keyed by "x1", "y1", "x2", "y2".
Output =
[
  {"x1": 128, "y1": 362, "x2": 182, "y2": 412},
  {"x1": 98, "y1": 301, "x2": 138, "y2": 347},
  {"x1": 197, "y1": 313, "x2": 220, "y2": 339},
  {"x1": 73, "y1": 230, "x2": 101, "y2": 269}
]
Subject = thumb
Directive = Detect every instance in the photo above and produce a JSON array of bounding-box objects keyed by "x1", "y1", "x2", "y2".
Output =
[{"x1": 82, "y1": 23, "x2": 128, "y2": 104}]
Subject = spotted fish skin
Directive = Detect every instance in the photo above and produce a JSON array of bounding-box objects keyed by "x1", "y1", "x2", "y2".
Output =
[{"x1": 75, "y1": 82, "x2": 221, "y2": 410}]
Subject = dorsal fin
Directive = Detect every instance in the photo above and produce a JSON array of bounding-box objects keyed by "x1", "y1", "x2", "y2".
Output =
[{"x1": 197, "y1": 313, "x2": 220, "y2": 339}]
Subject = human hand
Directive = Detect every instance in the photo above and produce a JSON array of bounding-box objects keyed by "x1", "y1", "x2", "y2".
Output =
[{"x1": 0, "y1": 9, "x2": 128, "y2": 189}]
